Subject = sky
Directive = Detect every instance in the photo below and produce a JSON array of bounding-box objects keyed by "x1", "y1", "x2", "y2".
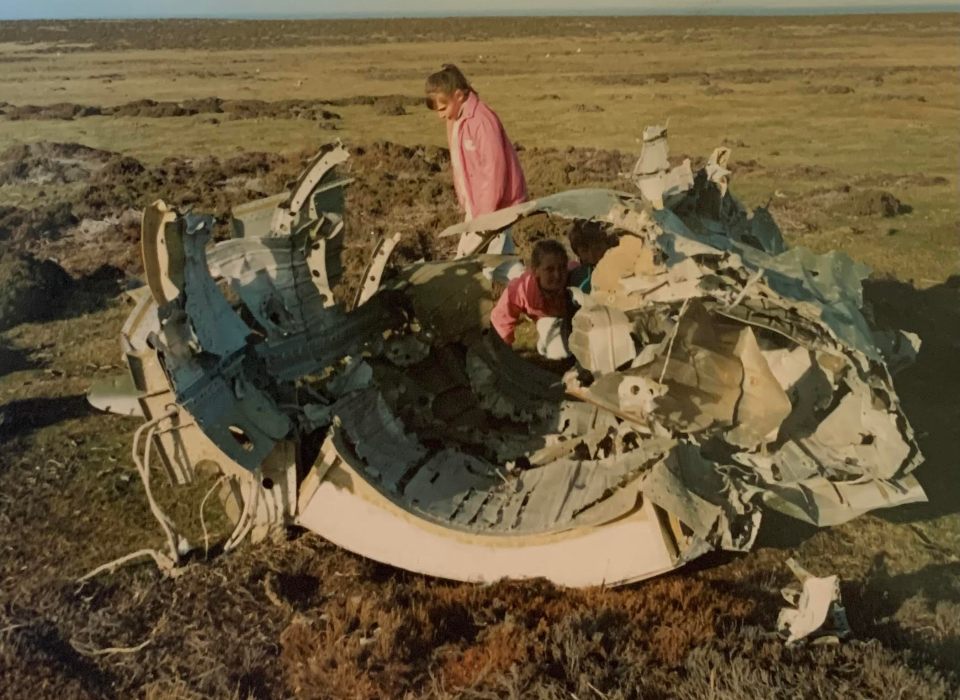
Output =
[{"x1": 0, "y1": 0, "x2": 953, "y2": 20}]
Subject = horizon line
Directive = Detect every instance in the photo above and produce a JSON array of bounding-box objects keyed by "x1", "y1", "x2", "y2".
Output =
[{"x1": 3, "y1": 5, "x2": 958, "y2": 22}]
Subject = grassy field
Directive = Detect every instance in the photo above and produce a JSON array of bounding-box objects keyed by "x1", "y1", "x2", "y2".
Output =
[{"x1": 1, "y1": 14, "x2": 959, "y2": 699}]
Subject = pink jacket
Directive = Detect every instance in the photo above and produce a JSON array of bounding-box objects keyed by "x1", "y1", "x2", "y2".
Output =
[
  {"x1": 490, "y1": 270, "x2": 568, "y2": 345},
  {"x1": 447, "y1": 92, "x2": 527, "y2": 219}
]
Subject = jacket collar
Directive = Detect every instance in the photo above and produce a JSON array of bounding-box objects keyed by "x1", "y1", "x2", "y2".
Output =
[{"x1": 458, "y1": 91, "x2": 480, "y2": 121}]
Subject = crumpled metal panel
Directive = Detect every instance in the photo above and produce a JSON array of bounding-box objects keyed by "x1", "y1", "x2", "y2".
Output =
[
  {"x1": 114, "y1": 130, "x2": 925, "y2": 577},
  {"x1": 149, "y1": 213, "x2": 293, "y2": 470},
  {"x1": 436, "y1": 128, "x2": 923, "y2": 550},
  {"x1": 207, "y1": 233, "x2": 331, "y2": 337},
  {"x1": 465, "y1": 332, "x2": 566, "y2": 422}
]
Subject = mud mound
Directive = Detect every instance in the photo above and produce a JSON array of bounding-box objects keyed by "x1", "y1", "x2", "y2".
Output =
[
  {"x1": 801, "y1": 84, "x2": 856, "y2": 95},
  {"x1": 180, "y1": 96, "x2": 225, "y2": 113},
  {"x1": 75, "y1": 151, "x2": 300, "y2": 221},
  {"x1": 0, "y1": 252, "x2": 73, "y2": 330},
  {"x1": 845, "y1": 188, "x2": 910, "y2": 217},
  {"x1": 110, "y1": 99, "x2": 193, "y2": 118},
  {"x1": 108, "y1": 98, "x2": 339, "y2": 121},
  {"x1": 521, "y1": 145, "x2": 635, "y2": 194},
  {"x1": 705, "y1": 85, "x2": 735, "y2": 95},
  {"x1": 0, "y1": 141, "x2": 116, "y2": 185},
  {"x1": 219, "y1": 99, "x2": 339, "y2": 121},
  {"x1": 373, "y1": 97, "x2": 408, "y2": 116},
  {"x1": 342, "y1": 141, "x2": 460, "y2": 285},
  {"x1": 3, "y1": 103, "x2": 102, "y2": 121},
  {"x1": 326, "y1": 95, "x2": 423, "y2": 107},
  {"x1": 1, "y1": 98, "x2": 341, "y2": 122},
  {"x1": 771, "y1": 184, "x2": 912, "y2": 236},
  {"x1": 3, "y1": 141, "x2": 642, "y2": 283},
  {"x1": 0, "y1": 141, "x2": 645, "y2": 287}
]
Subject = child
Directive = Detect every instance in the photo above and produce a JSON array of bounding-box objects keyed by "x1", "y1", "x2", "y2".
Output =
[
  {"x1": 490, "y1": 239, "x2": 570, "y2": 358},
  {"x1": 567, "y1": 220, "x2": 614, "y2": 294},
  {"x1": 425, "y1": 64, "x2": 527, "y2": 257}
]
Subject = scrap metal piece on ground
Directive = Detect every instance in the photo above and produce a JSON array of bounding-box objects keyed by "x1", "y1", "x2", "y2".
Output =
[
  {"x1": 90, "y1": 129, "x2": 924, "y2": 587},
  {"x1": 777, "y1": 557, "x2": 851, "y2": 645}
]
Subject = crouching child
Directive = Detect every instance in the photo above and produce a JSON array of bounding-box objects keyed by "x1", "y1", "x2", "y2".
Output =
[{"x1": 489, "y1": 239, "x2": 570, "y2": 359}]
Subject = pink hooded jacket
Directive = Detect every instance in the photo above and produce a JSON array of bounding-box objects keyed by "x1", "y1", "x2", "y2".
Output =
[
  {"x1": 490, "y1": 269, "x2": 568, "y2": 346},
  {"x1": 446, "y1": 92, "x2": 527, "y2": 219}
]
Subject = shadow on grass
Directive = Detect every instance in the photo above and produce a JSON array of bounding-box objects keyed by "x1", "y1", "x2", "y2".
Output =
[
  {"x1": 0, "y1": 394, "x2": 93, "y2": 444},
  {"x1": 0, "y1": 340, "x2": 40, "y2": 378},
  {"x1": 2, "y1": 606, "x2": 117, "y2": 698},
  {"x1": 846, "y1": 553, "x2": 960, "y2": 681},
  {"x1": 49, "y1": 264, "x2": 130, "y2": 324},
  {"x1": 863, "y1": 276, "x2": 960, "y2": 521}
]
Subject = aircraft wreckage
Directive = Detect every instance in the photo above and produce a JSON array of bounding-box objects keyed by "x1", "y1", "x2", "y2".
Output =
[{"x1": 90, "y1": 127, "x2": 925, "y2": 587}]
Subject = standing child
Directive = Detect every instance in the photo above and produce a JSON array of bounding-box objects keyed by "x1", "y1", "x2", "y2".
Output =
[
  {"x1": 490, "y1": 239, "x2": 570, "y2": 359},
  {"x1": 425, "y1": 64, "x2": 527, "y2": 257}
]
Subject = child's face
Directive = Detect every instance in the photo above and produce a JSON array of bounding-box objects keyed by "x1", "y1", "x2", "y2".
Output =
[
  {"x1": 574, "y1": 242, "x2": 609, "y2": 267},
  {"x1": 533, "y1": 253, "x2": 568, "y2": 295},
  {"x1": 429, "y1": 89, "x2": 466, "y2": 121}
]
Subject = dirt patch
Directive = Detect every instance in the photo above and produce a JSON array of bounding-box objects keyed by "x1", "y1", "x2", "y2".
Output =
[{"x1": 0, "y1": 141, "x2": 115, "y2": 185}]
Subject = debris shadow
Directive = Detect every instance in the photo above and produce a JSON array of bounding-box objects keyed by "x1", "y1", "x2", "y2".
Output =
[
  {"x1": 0, "y1": 340, "x2": 40, "y2": 378},
  {"x1": 48, "y1": 264, "x2": 130, "y2": 324},
  {"x1": 846, "y1": 553, "x2": 960, "y2": 682},
  {"x1": 0, "y1": 394, "x2": 93, "y2": 444},
  {"x1": 864, "y1": 276, "x2": 960, "y2": 521}
]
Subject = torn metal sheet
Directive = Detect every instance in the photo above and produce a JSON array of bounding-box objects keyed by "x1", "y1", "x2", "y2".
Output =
[
  {"x1": 757, "y1": 473, "x2": 926, "y2": 527},
  {"x1": 97, "y1": 129, "x2": 925, "y2": 587},
  {"x1": 354, "y1": 233, "x2": 401, "y2": 308},
  {"x1": 631, "y1": 124, "x2": 695, "y2": 208},
  {"x1": 272, "y1": 142, "x2": 351, "y2": 235},
  {"x1": 641, "y1": 443, "x2": 760, "y2": 551},
  {"x1": 87, "y1": 372, "x2": 144, "y2": 417}
]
